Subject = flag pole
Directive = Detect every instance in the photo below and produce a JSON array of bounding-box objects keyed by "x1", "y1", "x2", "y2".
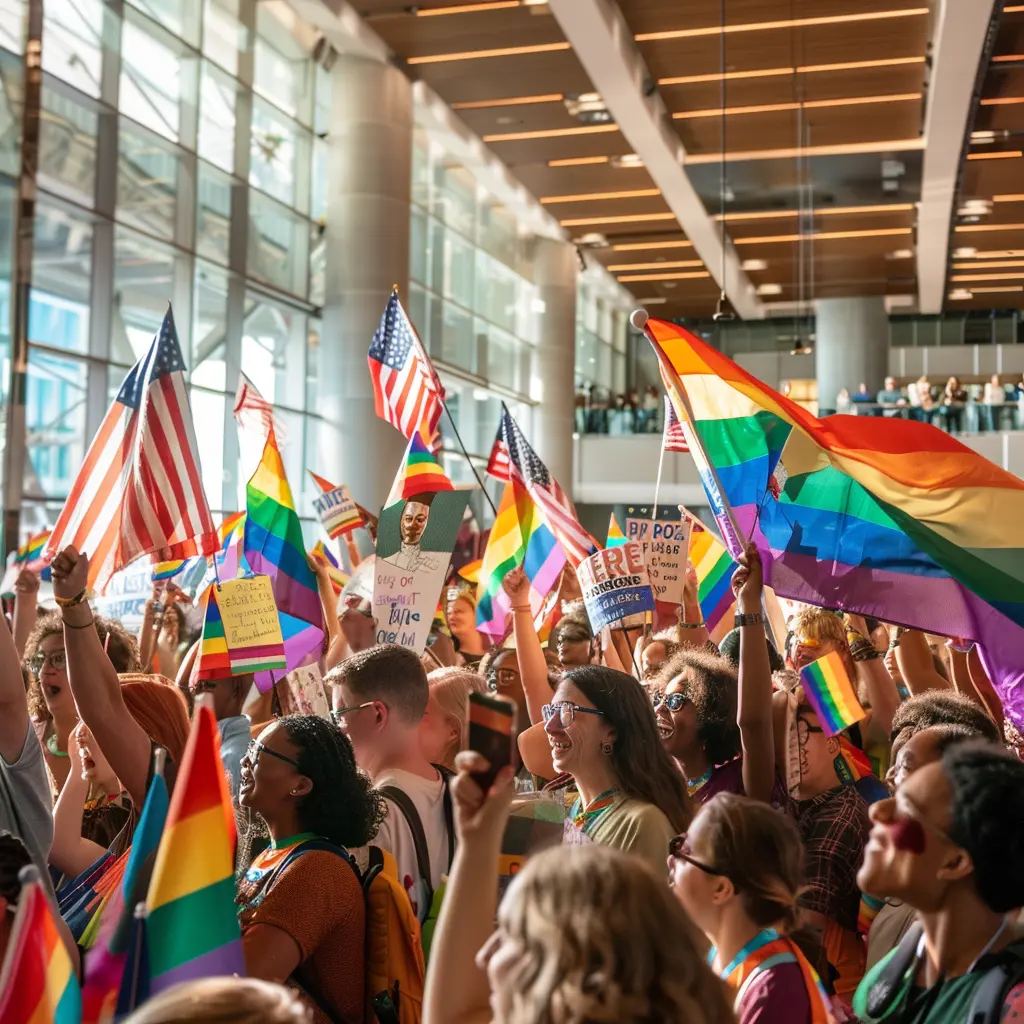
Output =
[
  {"x1": 440, "y1": 399, "x2": 499, "y2": 518},
  {"x1": 651, "y1": 432, "x2": 667, "y2": 522}
]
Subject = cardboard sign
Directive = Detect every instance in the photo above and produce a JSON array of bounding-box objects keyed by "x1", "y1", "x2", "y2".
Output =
[
  {"x1": 276, "y1": 663, "x2": 331, "y2": 720},
  {"x1": 577, "y1": 542, "x2": 656, "y2": 632},
  {"x1": 94, "y1": 559, "x2": 154, "y2": 632},
  {"x1": 313, "y1": 484, "x2": 363, "y2": 538},
  {"x1": 216, "y1": 576, "x2": 286, "y2": 675},
  {"x1": 624, "y1": 518, "x2": 691, "y2": 606},
  {"x1": 373, "y1": 490, "x2": 470, "y2": 654}
]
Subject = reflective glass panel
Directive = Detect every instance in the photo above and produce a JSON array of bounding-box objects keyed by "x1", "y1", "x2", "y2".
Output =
[
  {"x1": 117, "y1": 120, "x2": 180, "y2": 241},
  {"x1": 26, "y1": 348, "x2": 88, "y2": 499},
  {"x1": 198, "y1": 61, "x2": 237, "y2": 173}
]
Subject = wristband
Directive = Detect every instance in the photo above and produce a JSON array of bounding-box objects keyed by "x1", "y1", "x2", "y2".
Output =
[
  {"x1": 852, "y1": 647, "x2": 884, "y2": 662},
  {"x1": 55, "y1": 588, "x2": 87, "y2": 609},
  {"x1": 678, "y1": 621, "x2": 705, "y2": 629},
  {"x1": 511, "y1": 605, "x2": 531, "y2": 613},
  {"x1": 63, "y1": 616, "x2": 96, "y2": 630},
  {"x1": 734, "y1": 612, "x2": 764, "y2": 629}
]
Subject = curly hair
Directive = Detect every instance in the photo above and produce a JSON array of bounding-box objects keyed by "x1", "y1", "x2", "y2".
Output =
[
  {"x1": 655, "y1": 648, "x2": 741, "y2": 766},
  {"x1": 694, "y1": 793, "x2": 804, "y2": 932},
  {"x1": 943, "y1": 741, "x2": 1024, "y2": 913},
  {"x1": 25, "y1": 611, "x2": 142, "y2": 723},
  {"x1": 889, "y1": 689, "x2": 1000, "y2": 745},
  {"x1": 567, "y1": 666, "x2": 691, "y2": 833},
  {"x1": 278, "y1": 715, "x2": 387, "y2": 849},
  {"x1": 495, "y1": 844, "x2": 734, "y2": 1024}
]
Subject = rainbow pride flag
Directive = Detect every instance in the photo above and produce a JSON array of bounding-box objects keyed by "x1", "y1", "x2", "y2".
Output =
[
  {"x1": 195, "y1": 587, "x2": 231, "y2": 680},
  {"x1": 0, "y1": 866, "x2": 81, "y2": 1023},
  {"x1": 477, "y1": 478, "x2": 567, "y2": 638},
  {"x1": 146, "y1": 705, "x2": 243, "y2": 993},
  {"x1": 606, "y1": 514, "x2": 627, "y2": 548},
  {"x1": 15, "y1": 529, "x2": 51, "y2": 571},
  {"x1": 645, "y1": 317, "x2": 1024, "y2": 726},
  {"x1": 800, "y1": 650, "x2": 866, "y2": 737},
  {"x1": 311, "y1": 541, "x2": 349, "y2": 595},
  {"x1": 244, "y1": 430, "x2": 325, "y2": 689},
  {"x1": 152, "y1": 559, "x2": 186, "y2": 580},
  {"x1": 386, "y1": 423, "x2": 455, "y2": 504},
  {"x1": 688, "y1": 525, "x2": 736, "y2": 633}
]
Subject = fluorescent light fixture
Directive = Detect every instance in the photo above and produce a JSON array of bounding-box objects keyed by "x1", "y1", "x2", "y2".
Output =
[
  {"x1": 483, "y1": 123, "x2": 619, "y2": 142},
  {"x1": 415, "y1": 1, "x2": 519, "y2": 14},
  {"x1": 741, "y1": 258, "x2": 768, "y2": 270},
  {"x1": 407, "y1": 42, "x2": 571, "y2": 65},
  {"x1": 612, "y1": 239, "x2": 693, "y2": 251},
  {"x1": 716, "y1": 203, "x2": 913, "y2": 222},
  {"x1": 756, "y1": 283, "x2": 783, "y2": 295},
  {"x1": 966, "y1": 151, "x2": 1023, "y2": 160},
  {"x1": 636, "y1": 297, "x2": 669, "y2": 304},
  {"x1": 886, "y1": 249, "x2": 914, "y2": 259},
  {"x1": 673, "y1": 93, "x2": 920, "y2": 120},
  {"x1": 451, "y1": 94, "x2": 563, "y2": 109},
  {"x1": 947, "y1": 289, "x2": 973, "y2": 300},
  {"x1": 980, "y1": 97, "x2": 1024, "y2": 106},
  {"x1": 951, "y1": 272, "x2": 1024, "y2": 282},
  {"x1": 971, "y1": 285, "x2": 1024, "y2": 293},
  {"x1": 560, "y1": 212, "x2": 677, "y2": 227},
  {"x1": 547, "y1": 155, "x2": 609, "y2": 167},
  {"x1": 539, "y1": 188, "x2": 661, "y2": 204},
  {"x1": 797, "y1": 56, "x2": 926, "y2": 73},
  {"x1": 686, "y1": 138, "x2": 924, "y2": 164},
  {"x1": 955, "y1": 222, "x2": 1024, "y2": 232},
  {"x1": 616, "y1": 270, "x2": 711, "y2": 282},
  {"x1": 992, "y1": 54, "x2": 1024, "y2": 62},
  {"x1": 952, "y1": 260, "x2": 1024, "y2": 269},
  {"x1": 607, "y1": 259, "x2": 704, "y2": 271},
  {"x1": 658, "y1": 57, "x2": 925, "y2": 87},
  {"x1": 953, "y1": 247, "x2": 978, "y2": 257},
  {"x1": 994, "y1": 194, "x2": 1024, "y2": 202},
  {"x1": 610, "y1": 153, "x2": 645, "y2": 168},
  {"x1": 734, "y1": 227, "x2": 912, "y2": 244}
]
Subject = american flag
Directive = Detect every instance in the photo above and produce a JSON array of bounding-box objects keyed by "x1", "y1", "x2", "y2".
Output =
[
  {"x1": 485, "y1": 422, "x2": 511, "y2": 481},
  {"x1": 233, "y1": 372, "x2": 283, "y2": 440},
  {"x1": 663, "y1": 395, "x2": 690, "y2": 453},
  {"x1": 368, "y1": 290, "x2": 444, "y2": 447},
  {"x1": 499, "y1": 404, "x2": 596, "y2": 567},
  {"x1": 47, "y1": 308, "x2": 219, "y2": 591}
]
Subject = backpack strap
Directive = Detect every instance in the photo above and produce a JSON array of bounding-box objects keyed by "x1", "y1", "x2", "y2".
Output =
[
  {"x1": 380, "y1": 786, "x2": 434, "y2": 909},
  {"x1": 865, "y1": 921, "x2": 924, "y2": 1019},
  {"x1": 967, "y1": 945, "x2": 1024, "y2": 1024},
  {"x1": 432, "y1": 763, "x2": 456, "y2": 868}
]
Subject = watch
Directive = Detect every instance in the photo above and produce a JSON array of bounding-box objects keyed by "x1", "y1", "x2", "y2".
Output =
[{"x1": 734, "y1": 612, "x2": 764, "y2": 629}]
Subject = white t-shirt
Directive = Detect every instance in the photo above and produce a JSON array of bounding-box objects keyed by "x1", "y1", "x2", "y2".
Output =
[{"x1": 372, "y1": 768, "x2": 452, "y2": 922}]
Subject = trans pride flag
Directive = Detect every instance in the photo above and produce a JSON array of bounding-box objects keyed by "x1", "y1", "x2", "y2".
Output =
[{"x1": 644, "y1": 317, "x2": 1024, "y2": 727}]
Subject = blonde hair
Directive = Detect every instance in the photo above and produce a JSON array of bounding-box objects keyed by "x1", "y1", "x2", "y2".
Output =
[
  {"x1": 121, "y1": 977, "x2": 307, "y2": 1024},
  {"x1": 495, "y1": 844, "x2": 734, "y2": 1024},
  {"x1": 426, "y1": 667, "x2": 484, "y2": 769},
  {"x1": 790, "y1": 607, "x2": 846, "y2": 647}
]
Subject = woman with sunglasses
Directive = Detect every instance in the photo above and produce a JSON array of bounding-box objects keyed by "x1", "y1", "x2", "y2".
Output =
[
  {"x1": 669, "y1": 792, "x2": 835, "y2": 1023},
  {"x1": 543, "y1": 665, "x2": 691, "y2": 875},
  {"x1": 237, "y1": 715, "x2": 386, "y2": 1024}
]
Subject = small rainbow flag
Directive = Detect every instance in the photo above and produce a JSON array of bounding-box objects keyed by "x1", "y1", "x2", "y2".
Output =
[
  {"x1": 195, "y1": 587, "x2": 231, "y2": 680},
  {"x1": 458, "y1": 558, "x2": 482, "y2": 584},
  {"x1": 800, "y1": 650, "x2": 866, "y2": 738},
  {"x1": 311, "y1": 541, "x2": 349, "y2": 595},
  {"x1": 15, "y1": 529, "x2": 51, "y2": 571},
  {"x1": 308, "y1": 471, "x2": 366, "y2": 537},
  {"x1": 0, "y1": 866, "x2": 81, "y2": 1023},
  {"x1": 606, "y1": 514, "x2": 627, "y2": 548},
  {"x1": 688, "y1": 525, "x2": 736, "y2": 632},
  {"x1": 152, "y1": 559, "x2": 186, "y2": 581},
  {"x1": 145, "y1": 705, "x2": 243, "y2": 993},
  {"x1": 386, "y1": 423, "x2": 454, "y2": 504}
]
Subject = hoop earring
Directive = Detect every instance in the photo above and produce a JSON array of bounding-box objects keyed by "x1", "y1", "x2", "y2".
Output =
[{"x1": 601, "y1": 741, "x2": 614, "y2": 756}]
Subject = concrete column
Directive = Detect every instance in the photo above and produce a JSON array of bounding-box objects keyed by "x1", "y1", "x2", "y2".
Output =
[
  {"x1": 814, "y1": 296, "x2": 889, "y2": 416},
  {"x1": 531, "y1": 237, "x2": 577, "y2": 487},
  {"x1": 319, "y1": 56, "x2": 411, "y2": 514}
]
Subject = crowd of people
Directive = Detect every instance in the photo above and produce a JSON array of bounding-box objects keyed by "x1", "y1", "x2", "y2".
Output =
[
  {"x1": 3, "y1": 534, "x2": 1024, "y2": 1024},
  {"x1": 575, "y1": 384, "x2": 663, "y2": 434}
]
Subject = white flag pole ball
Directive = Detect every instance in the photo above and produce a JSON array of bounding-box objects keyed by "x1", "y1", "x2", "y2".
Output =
[{"x1": 629, "y1": 308, "x2": 649, "y2": 330}]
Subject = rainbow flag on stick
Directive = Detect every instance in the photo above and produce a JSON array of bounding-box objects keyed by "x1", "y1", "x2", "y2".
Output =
[
  {"x1": 311, "y1": 541, "x2": 349, "y2": 595},
  {"x1": 800, "y1": 650, "x2": 866, "y2": 737},
  {"x1": 606, "y1": 514, "x2": 627, "y2": 548},
  {"x1": 146, "y1": 705, "x2": 243, "y2": 993},
  {"x1": 0, "y1": 866, "x2": 81, "y2": 1023},
  {"x1": 15, "y1": 529, "x2": 51, "y2": 571},
  {"x1": 688, "y1": 525, "x2": 736, "y2": 634},
  {"x1": 387, "y1": 424, "x2": 455, "y2": 504},
  {"x1": 195, "y1": 587, "x2": 231, "y2": 680}
]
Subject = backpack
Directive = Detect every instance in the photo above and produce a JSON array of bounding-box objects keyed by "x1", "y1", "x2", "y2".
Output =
[
  {"x1": 865, "y1": 922, "x2": 1024, "y2": 1024},
  {"x1": 260, "y1": 838, "x2": 425, "y2": 1024},
  {"x1": 379, "y1": 764, "x2": 456, "y2": 960}
]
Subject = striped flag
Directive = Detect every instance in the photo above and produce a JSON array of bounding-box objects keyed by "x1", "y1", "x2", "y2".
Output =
[
  {"x1": 386, "y1": 423, "x2": 455, "y2": 506},
  {"x1": 485, "y1": 422, "x2": 511, "y2": 481},
  {"x1": 233, "y1": 372, "x2": 282, "y2": 441},
  {"x1": 663, "y1": 395, "x2": 689, "y2": 453},
  {"x1": 499, "y1": 404, "x2": 596, "y2": 568},
  {"x1": 368, "y1": 289, "x2": 444, "y2": 446},
  {"x1": 46, "y1": 307, "x2": 218, "y2": 592}
]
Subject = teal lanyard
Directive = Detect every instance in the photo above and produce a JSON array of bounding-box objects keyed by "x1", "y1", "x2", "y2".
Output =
[{"x1": 708, "y1": 928, "x2": 781, "y2": 981}]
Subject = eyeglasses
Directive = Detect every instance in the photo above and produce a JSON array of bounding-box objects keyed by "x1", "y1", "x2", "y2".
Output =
[
  {"x1": 652, "y1": 692, "x2": 688, "y2": 712},
  {"x1": 28, "y1": 650, "x2": 67, "y2": 674},
  {"x1": 330, "y1": 701, "x2": 375, "y2": 726},
  {"x1": 245, "y1": 740, "x2": 300, "y2": 770},
  {"x1": 488, "y1": 667, "x2": 521, "y2": 693},
  {"x1": 541, "y1": 702, "x2": 605, "y2": 728},
  {"x1": 669, "y1": 834, "x2": 725, "y2": 876}
]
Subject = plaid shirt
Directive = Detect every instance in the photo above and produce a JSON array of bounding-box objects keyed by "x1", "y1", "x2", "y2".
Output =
[{"x1": 795, "y1": 785, "x2": 871, "y2": 932}]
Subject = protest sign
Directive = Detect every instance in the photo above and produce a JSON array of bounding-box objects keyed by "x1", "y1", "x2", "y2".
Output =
[
  {"x1": 312, "y1": 483, "x2": 364, "y2": 538},
  {"x1": 577, "y1": 542, "x2": 656, "y2": 632},
  {"x1": 276, "y1": 663, "x2": 331, "y2": 719},
  {"x1": 624, "y1": 518, "x2": 691, "y2": 606},
  {"x1": 373, "y1": 490, "x2": 470, "y2": 653},
  {"x1": 93, "y1": 559, "x2": 154, "y2": 632},
  {"x1": 216, "y1": 576, "x2": 287, "y2": 674}
]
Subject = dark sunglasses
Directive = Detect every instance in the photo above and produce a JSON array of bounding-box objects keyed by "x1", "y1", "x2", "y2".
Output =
[
  {"x1": 652, "y1": 692, "x2": 688, "y2": 712},
  {"x1": 669, "y1": 834, "x2": 725, "y2": 876}
]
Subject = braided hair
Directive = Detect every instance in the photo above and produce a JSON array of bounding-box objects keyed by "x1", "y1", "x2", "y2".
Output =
[
  {"x1": 278, "y1": 716, "x2": 387, "y2": 849},
  {"x1": 0, "y1": 832, "x2": 31, "y2": 906}
]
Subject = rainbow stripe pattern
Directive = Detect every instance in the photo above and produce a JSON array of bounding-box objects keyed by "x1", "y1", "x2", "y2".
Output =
[
  {"x1": 152, "y1": 559, "x2": 186, "y2": 580},
  {"x1": 146, "y1": 705, "x2": 243, "y2": 993},
  {"x1": 386, "y1": 424, "x2": 454, "y2": 504},
  {"x1": 16, "y1": 530, "x2": 51, "y2": 570},
  {"x1": 606, "y1": 514, "x2": 627, "y2": 548},
  {"x1": 195, "y1": 587, "x2": 231, "y2": 680},
  {"x1": 311, "y1": 541, "x2": 349, "y2": 595},
  {"x1": 800, "y1": 650, "x2": 866, "y2": 737},
  {"x1": 476, "y1": 479, "x2": 567, "y2": 638},
  {"x1": 309, "y1": 471, "x2": 366, "y2": 537},
  {"x1": 646, "y1": 316, "x2": 1024, "y2": 727},
  {"x1": 244, "y1": 430, "x2": 325, "y2": 689},
  {"x1": 688, "y1": 526, "x2": 736, "y2": 632},
  {"x1": 0, "y1": 867, "x2": 81, "y2": 1024}
]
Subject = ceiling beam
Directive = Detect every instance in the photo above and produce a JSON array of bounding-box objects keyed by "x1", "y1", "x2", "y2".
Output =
[
  {"x1": 916, "y1": 0, "x2": 999, "y2": 313},
  {"x1": 546, "y1": 0, "x2": 762, "y2": 320}
]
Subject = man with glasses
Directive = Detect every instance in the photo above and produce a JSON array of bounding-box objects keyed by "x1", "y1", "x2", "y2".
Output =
[{"x1": 326, "y1": 643, "x2": 455, "y2": 924}]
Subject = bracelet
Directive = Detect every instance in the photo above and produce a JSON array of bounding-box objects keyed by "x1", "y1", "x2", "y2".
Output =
[
  {"x1": 852, "y1": 647, "x2": 884, "y2": 662},
  {"x1": 678, "y1": 621, "x2": 705, "y2": 629},
  {"x1": 54, "y1": 588, "x2": 87, "y2": 609},
  {"x1": 735, "y1": 611, "x2": 764, "y2": 629},
  {"x1": 946, "y1": 639, "x2": 974, "y2": 654},
  {"x1": 511, "y1": 605, "x2": 531, "y2": 613},
  {"x1": 62, "y1": 616, "x2": 96, "y2": 630}
]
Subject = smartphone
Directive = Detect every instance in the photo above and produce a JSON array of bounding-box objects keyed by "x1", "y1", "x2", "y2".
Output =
[{"x1": 466, "y1": 691, "x2": 517, "y2": 791}]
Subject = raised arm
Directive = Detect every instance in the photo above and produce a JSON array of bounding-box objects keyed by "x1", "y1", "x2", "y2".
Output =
[
  {"x1": 308, "y1": 554, "x2": 345, "y2": 669},
  {"x1": 49, "y1": 730, "x2": 108, "y2": 879},
  {"x1": 679, "y1": 563, "x2": 711, "y2": 649},
  {"x1": 894, "y1": 629, "x2": 950, "y2": 695},
  {"x1": 50, "y1": 547, "x2": 153, "y2": 807},
  {"x1": 732, "y1": 545, "x2": 775, "y2": 804},
  {"x1": 502, "y1": 567, "x2": 549, "y2": 726},
  {"x1": 845, "y1": 614, "x2": 901, "y2": 739},
  {"x1": 0, "y1": 588, "x2": 31, "y2": 764},
  {"x1": 12, "y1": 569, "x2": 39, "y2": 660}
]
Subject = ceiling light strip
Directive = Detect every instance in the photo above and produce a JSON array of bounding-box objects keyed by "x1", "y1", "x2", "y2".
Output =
[
  {"x1": 560, "y1": 212, "x2": 677, "y2": 226},
  {"x1": 548, "y1": 155, "x2": 609, "y2": 167},
  {"x1": 955, "y1": 222, "x2": 1024, "y2": 231},
  {"x1": 674, "y1": 93, "x2": 920, "y2": 120},
  {"x1": 657, "y1": 56, "x2": 925, "y2": 87},
  {"x1": 994, "y1": 195, "x2": 1024, "y2": 202},
  {"x1": 991, "y1": 54, "x2": 1024, "y2": 62},
  {"x1": 952, "y1": 260, "x2": 1024, "y2": 269},
  {"x1": 686, "y1": 138, "x2": 925, "y2": 164},
  {"x1": 979, "y1": 97, "x2": 1024, "y2": 105},
  {"x1": 634, "y1": 8, "x2": 927, "y2": 43},
  {"x1": 616, "y1": 270, "x2": 712, "y2": 282},
  {"x1": 951, "y1": 272, "x2": 1024, "y2": 282},
  {"x1": 797, "y1": 56, "x2": 927, "y2": 74},
  {"x1": 612, "y1": 239, "x2": 694, "y2": 251},
  {"x1": 606, "y1": 259, "x2": 705, "y2": 271},
  {"x1": 407, "y1": 41, "x2": 571, "y2": 65},
  {"x1": 414, "y1": 1, "x2": 520, "y2": 14},
  {"x1": 451, "y1": 94, "x2": 564, "y2": 109},
  {"x1": 483, "y1": 123, "x2": 620, "y2": 142},
  {"x1": 971, "y1": 286, "x2": 1024, "y2": 293},
  {"x1": 966, "y1": 151, "x2": 1023, "y2": 160},
  {"x1": 717, "y1": 203, "x2": 914, "y2": 222},
  {"x1": 733, "y1": 227, "x2": 912, "y2": 244},
  {"x1": 540, "y1": 188, "x2": 662, "y2": 204}
]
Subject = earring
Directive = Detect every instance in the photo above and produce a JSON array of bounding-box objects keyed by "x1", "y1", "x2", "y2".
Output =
[
  {"x1": 289, "y1": 789, "x2": 298, "y2": 795},
  {"x1": 601, "y1": 741, "x2": 614, "y2": 755}
]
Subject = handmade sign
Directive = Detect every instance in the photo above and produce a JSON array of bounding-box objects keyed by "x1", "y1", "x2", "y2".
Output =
[
  {"x1": 276, "y1": 663, "x2": 331, "y2": 719},
  {"x1": 577, "y1": 542, "x2": 656, "y2": 632},
  {"x1": 214, "y1": 576, "x2": 286, "y2": 675},
  {"x1": 309, "y1": 472, "x2": 365, "y2": 538},
  {"x1": 624, "y1": 518, "x2": 691, "y2": 606},
  {"x1": 93, "y1": 559, "x2": 154, "y2": 631}
]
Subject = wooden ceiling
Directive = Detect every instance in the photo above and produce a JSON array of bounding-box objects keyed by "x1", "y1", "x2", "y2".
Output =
[
  {"x1": 947, "y1": 10, "x2": 1024, "y2": 311},
  {"x1": 356, "y1": 0, "x2": 1010, "y2": 319}
]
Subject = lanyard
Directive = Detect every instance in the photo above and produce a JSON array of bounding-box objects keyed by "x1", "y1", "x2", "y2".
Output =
[
  {"x1": 570, "y1": 789, "x2": 618, "y2": 834},
  {"x1": 269, "y1": 831, "x2": 316, "y2": 851},
  {"x1": 709, "y1": 928, "x2": 781, "y2": 982}
]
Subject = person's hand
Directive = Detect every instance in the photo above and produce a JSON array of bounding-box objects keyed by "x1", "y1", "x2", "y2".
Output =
[
  {"x1": 557, "y1": 566, "x2": 582, "y2": 604},
  {"x1": 732, "y1": 543, "x2": 763, "y2": 615},
  {"x1": 682, "y1": 561, "x2": 701, "y2": 620},
  {"x1": 13, "y1": 568, "x2": 39, "y2": 596},
  {"x1": 501, "y1": 566, "x2": 530, "y2": 608},
  {"x1": 49, "y1": 546, "x2": 89, "y2": 603},
  {"x1": 450, "y1": 751, "x2": 515, "y2": 843},
  {"x1": 844, "y1": 613, "x2": 871, "y2": 643}
]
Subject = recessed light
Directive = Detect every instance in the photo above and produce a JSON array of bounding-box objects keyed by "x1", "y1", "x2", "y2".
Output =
[
  {"x1": 948, "y1": 288, "x2": 973, "y2": 300},
  {"x1": 885, "y1": 249, "x2": 914, "y2": 259},
  {"x1": 757, "y1": 283, "x2": 783, "y2": 295},
  {"x1": 610, "y1": 153, "x2": 645, "y2": 169},
  {"x1": 741, "y1": 258, "x2": 768, "y2": 271},
  {"x1": 953, "y1": 247, "x2": 977, "y2": 257}
]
